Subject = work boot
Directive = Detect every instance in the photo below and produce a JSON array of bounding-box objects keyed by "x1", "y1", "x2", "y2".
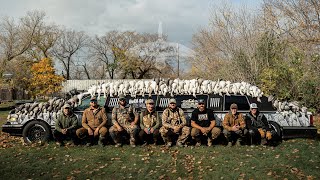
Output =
[
  {"x1": 56, "y1": 142, "x2": 65, "y2": 147},
  {"x1": 227, "y1": 142, "x2": 232, "y2": 147},
  {"x1": 261, "y1": 139, "x2": 267, "y2": 146},
  {"x1": 98, "y1": 136, "x2": 105, "y2": 147},
  {"x1": 86, "y1": 142, "x2": 92, "y2": 147},
  {"x1": 115, "y1": 143, "x2": 122, "y2": 147},
  {"x1": 235, "y1": 139, "x2": 241, "y2": 146},
  {"x1": 130, "y1": 138, "x2": 136, "y2": 147},
  {"x1": 166, "y1": 142, "x2": 172, "y2": 148},
  {"x1": 195, "y1": 141, "x2": 201, "y2": 147},
  {"x1": 207, "y1": 138, "x2": 213, "y2": 147},
  {"x1": 176, "y1": 142, "x2": 184, "y2": 147}
]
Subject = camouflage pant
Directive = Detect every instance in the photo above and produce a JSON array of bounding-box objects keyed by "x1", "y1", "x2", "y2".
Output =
[
  {"x1": 159, "y1": 126, "x2": 190, "y2": 144},
  {"x1": 109, "y1": 125, "x2": 138, "y2": 144},
  {"x1": 191, "y1": 127, "x2": 221, "y2": 140},
  {"x1": 223, "y1": 129, "x2": 245, "y2": 142}
]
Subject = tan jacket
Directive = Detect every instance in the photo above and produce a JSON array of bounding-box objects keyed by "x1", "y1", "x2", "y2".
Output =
[
  {"x1": 222, "y1": 112, "x2": 245, "y2": 131},
  {"x1": 82, "y1": 106, "x2": 107, "y2": 130}
]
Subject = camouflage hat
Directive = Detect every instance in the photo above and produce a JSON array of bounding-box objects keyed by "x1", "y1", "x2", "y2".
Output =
[
  {"x1": 230, "y1": 103, "x2": 238, "y2": 109},
  {"x1": 62, "y1": 104, "x2": 71, "y2": 109},
  {"x1": 169, "y1": 98, "x2": 176, "y2": 104},
  {"x1": 90, "y1": 97, "x2": 97, "y2": 102},
  {"x1": 145, "y1": 99, "x2": 154, "y2": 104},
  {"x1": 118, "y1": 94, "x2": 126, "y2": 101}
]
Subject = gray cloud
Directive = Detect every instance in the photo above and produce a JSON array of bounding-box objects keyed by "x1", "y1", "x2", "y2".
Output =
[{"x1": 0, "y1": 0, "x2": 261, "y2": 46}]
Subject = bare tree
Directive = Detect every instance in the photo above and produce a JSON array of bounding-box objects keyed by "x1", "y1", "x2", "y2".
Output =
[
  {"x1": 52, "y1": 29, "x2": 88, "y2": 80},
  {"x1": 0, "y1": 10, "x2": 46, "y2": 75}
]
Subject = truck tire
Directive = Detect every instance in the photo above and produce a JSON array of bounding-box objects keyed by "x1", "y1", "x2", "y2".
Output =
[
  {"x1": 269, "y1": 121, "x2": 282, "y2": 141},
  {"x1": 22, "y1": 121, "x2": 51, "y2": 144}
]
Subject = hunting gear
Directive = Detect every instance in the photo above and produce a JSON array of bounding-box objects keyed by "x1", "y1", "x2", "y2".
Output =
[
  {"x1": 109, "y1": 94, "x2": 139, "y2": 147},
  {"x1": 76, "y1": 97, "x2": 108, "y2": 147},
  {"x1": 160, "y1": 98, "x2": 190, "y2": 147},
  {"x1": 245, "y1": 103, "x2": 272, "y2": 145},
  {"x1": 139, "y1": 99, "x2": 160, "y2": 145},
  {"x1": 53, "y1": 104, "x2": 79, "y2": 147},
  {"x1": 222, "y1": 103, "x2": 246, "y2": 146}
]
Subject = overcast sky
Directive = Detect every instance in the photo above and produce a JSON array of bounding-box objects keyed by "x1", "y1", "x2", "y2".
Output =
[{"x1": 0, "y1": 0, "x2": 262, "y2": 46}]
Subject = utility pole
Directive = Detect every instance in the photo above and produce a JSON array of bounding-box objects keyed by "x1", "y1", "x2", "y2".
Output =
[{"x1": 177, "y1": 43, "x2": 179, "y2": 78}]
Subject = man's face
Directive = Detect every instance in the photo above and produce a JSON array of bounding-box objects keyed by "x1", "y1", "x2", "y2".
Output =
[
  {"x1": 251, "y1": 108, "x2": 257, "y2": 115},
  {"x1": 146, "y1": 102, "x2": 154, "y2": 111},
  {"x1": 198, "y1": 103, "x2": 205, "y2": 111},
  {"x1": 119, "y1": 99, "x2": 126, "y2": 106},
  {"x1": 169, "y1": 102, "x2": 176, "y2": 109},
  {"x1": 90, "y1": 100, "x2": 98, "y2": 108},
  {"x1": 63, "y1": 108, "x2": 70, "y2": 115},
  {"x1": 231, "y1": 108, "x2": 237, "y2": 115}
]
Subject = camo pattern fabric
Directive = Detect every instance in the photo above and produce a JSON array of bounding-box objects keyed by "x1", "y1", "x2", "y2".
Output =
[
  {"x1": 161, "y1": 108, "x2": 186, "y2": 128},
  {"x1": 112, "y1": 106, "x2": 137, "y2": 126},
  {"x1": 142, "y1": 114, "x2": 157, "y2": 128},
  {"x1": 160, "y1": 107, "x2": 190, "y2": 143}
]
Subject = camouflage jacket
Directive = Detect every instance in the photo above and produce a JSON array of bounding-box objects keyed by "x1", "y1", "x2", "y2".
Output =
[
  {"x1": 112, "y1": 105, "x2": 138, "y2": 126},
  {"x1": 162, "y1": 107, "x2": 186, "y2": 129},
  {"x1": 140, "y1": 109, "x2": 160, "y2": 129}
]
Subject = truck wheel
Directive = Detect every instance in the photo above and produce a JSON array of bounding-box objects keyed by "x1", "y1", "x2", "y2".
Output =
[
  {"x1": 269, "y1": 121, "x2": 282, "y2": 141},
  {"x1": 22, "y1": 121, "x2": 51, "y2": 144}
]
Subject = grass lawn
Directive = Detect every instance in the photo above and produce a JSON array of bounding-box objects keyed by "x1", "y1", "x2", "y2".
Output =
[{"x1": 0, "y1": 109, "x2": 319, "y2": 179}]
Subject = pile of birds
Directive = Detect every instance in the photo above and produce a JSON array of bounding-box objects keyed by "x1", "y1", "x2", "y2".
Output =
[
  {"x1": 271, "y1": 98, "x2": 309, "y2": 117},
  {"x1": 75, "y1": 78, "x2": 264, "y2": 102},
  {"x1": 9, "y1": 78, "x2": 310, "y2": 122},
  {"x1": 9, "y1": 97, "x2": 68, "y2": 122}
]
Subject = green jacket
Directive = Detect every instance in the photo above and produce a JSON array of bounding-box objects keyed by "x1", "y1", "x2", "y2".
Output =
[{"x1": 55, "y1": 113, "x2": 78, "y2": 132}]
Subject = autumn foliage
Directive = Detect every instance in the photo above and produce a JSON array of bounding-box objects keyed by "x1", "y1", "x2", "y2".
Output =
[{"x1": 28, "y1": 58, "x2": 64, "y2": 97}]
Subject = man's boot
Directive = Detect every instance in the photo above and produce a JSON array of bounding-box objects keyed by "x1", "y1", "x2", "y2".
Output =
[
  {"x1": 130, "y1": 137, "x2": 136, "y2": 147},
  {"x1": 235, "y1": 139, "x2": 241, "y2": 146},
  {"x1": 207, "y1": 137, "x2": 213, "y2": 147},
  {"x1": 98, "y1": 136, "x2": 105, "y2": 147}
]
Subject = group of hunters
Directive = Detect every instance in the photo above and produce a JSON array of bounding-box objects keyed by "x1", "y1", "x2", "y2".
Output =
[{"x1": 53, "y1": 95, "x2": 273, "y2": 147}]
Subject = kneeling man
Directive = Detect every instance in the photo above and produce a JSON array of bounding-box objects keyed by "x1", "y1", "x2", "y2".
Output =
[{"x1": 190, "y1": 99, "x2": 221, "y2": 147}]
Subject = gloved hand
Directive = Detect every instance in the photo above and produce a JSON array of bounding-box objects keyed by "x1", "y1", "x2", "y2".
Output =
[
  {"x1": 258, "y1": 128, "x2": 265, "y2": 138},
  {"x1": 266, "y1": 131, "x2": 272, "y2": 140}
]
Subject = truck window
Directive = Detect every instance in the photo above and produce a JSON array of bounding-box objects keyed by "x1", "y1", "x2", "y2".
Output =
[
  {"x1": 105, "y1": 95, "x2": 157, "y2": 112},
  {"x1": 76, "y1": 94, "x2": 106, "y2": 111},
  {"x1": 224, "y1": 95, "x2": 250, "y2": 111}
]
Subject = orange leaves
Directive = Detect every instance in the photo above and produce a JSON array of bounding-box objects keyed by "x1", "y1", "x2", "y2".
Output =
[{"x1": 29, "y1": 57, "x2": 64, "y2": 97}]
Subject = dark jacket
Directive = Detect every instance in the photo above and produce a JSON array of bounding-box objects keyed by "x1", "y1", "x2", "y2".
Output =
[
  {"x1": 55, "y1": 113, "x2": 78, "y2": 132},
  {"x1": 245, "y1": 111, "x2": 270, "y2": 131}
]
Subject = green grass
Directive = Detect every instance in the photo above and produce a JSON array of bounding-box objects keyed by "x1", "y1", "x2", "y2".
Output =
[
  {"x1": 0, "y1": 109, "x2": 319, "y2": 179},
  {"x1": 0, "y1": 139, "x2": 319, "y2": 179}
]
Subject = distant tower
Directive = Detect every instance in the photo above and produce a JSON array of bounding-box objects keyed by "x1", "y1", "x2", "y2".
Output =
[{"x1": 158, "y1": 21, "x2": 163, "y2": 40}]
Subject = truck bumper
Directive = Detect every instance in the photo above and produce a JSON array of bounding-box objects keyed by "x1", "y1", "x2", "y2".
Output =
[
  {"x1": 282, "y1": 126, "x2": 318, "y2": 139},
  {"x1": 2, "y1": 122, "x2": 23, "y2": 136}
]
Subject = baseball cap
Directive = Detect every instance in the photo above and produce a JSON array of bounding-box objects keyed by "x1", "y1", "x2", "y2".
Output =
[
  {"x1": 250, "y1": 103, "x2": 258, "y2": 109},
  {"x1": 145, "y1": 99, "x2": 154, "y2": 104},
  {"x1": 169, "y1": 98, "x2": 176, "y2": 104},
  {"x1": 118, "y1": 94, "x2": 126, "y2": 101},
  {"x1": 62, "y1": 104, "x2": 71, "y2": 109},
  {"x1": 230, "y1": 103, "x2": 238, "y2": 109},
  {"x1": 198, "y1": 99, "x2": 205, "y2": 104},
  {"x1": 90, "y1": 97, "x2": 97, "y2": 102}
]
